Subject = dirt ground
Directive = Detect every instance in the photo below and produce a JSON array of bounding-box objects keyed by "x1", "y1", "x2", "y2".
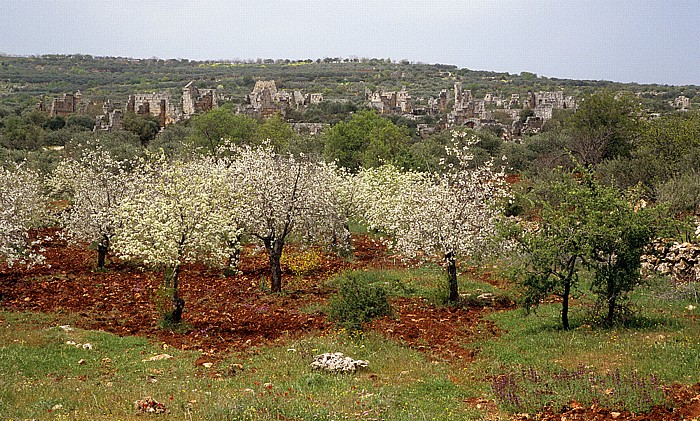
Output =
[{"x1": 1, "y1": 229, "x2": 699, "y2": 420}]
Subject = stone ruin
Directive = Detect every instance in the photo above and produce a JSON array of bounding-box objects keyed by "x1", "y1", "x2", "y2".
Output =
[
  {"x1": 671, "y1": 95, "x2": 691, "y2": 110},
  {"x1": 366, "y1": 86, "x2": 413, "y2": 114},
  {"x1": 127, "y1": 91, "x2": 179, "y2": 127},
  {"x1": 94, "y1": 99, "x2": 123, "y2": 132},
  {"x1": 37, "y1": 91, "x2": 83, "y2": 117},
  {"x1": 245, "y1": 80, "x2": 323, "y2": 118},
  {"x1": 182, "y1": 81, "x2": 217, "y2": 118}
]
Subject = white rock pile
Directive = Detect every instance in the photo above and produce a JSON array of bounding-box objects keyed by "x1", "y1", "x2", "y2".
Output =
[
  {"x1": 642, "y1": 241, "x2": 700, "y2": 282},
  {"x1": 310, "y1": 352, "x2": 368, "y2": 373}
]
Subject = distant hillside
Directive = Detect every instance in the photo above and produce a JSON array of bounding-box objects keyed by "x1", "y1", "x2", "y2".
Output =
[{"x1": 0, "y1": 55, "x2": 697, "y2": 113}]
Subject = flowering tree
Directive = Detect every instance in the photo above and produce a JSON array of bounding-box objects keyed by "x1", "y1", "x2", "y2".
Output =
[
  {"x1": 229, "y1": 144, "x2": 347, "y2": 293},
  {"x1": 113, "y1": 157, "x2": 240, "y2": 323},
  {"x1": 356, "y1": 132, "x2": 509, "y2": 302},
  {"x1": 0, "y1": 164, "x2": 46, "y2": 267},
  {"x1": 49, "y1": 144, "x2": 134, "y2": 269}
]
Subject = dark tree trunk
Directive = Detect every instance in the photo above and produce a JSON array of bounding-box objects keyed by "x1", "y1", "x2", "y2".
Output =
[
  {"x1": 264, "y1": 239, "x2": 285, "y2": 293},
  {"x1": 562, "y1": 279, "x2": 571, "y2": 330},
  {"x1": 97, "y1": 235, "x2": 109, "y2": 270},
  {"x1": 605, "y1": 295, "x2": 617, "y2": 327},
  {"x1": 165, "y1": 265, "x2": 185, "y2": 324},
  {"x1": 445, "y1": 252, "x2": 459, "y2": 303}
]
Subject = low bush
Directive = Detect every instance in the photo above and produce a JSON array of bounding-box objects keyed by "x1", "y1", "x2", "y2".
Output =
[{"x1": 326, "y1": 271, "x2": 393, "y2": 332}]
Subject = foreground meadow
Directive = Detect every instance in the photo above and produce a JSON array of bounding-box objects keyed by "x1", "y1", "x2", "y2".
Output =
[{"x1": 2, "y1": 231, "x2": 700, "y2": 420}]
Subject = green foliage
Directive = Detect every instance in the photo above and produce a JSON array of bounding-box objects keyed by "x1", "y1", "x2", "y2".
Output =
[
  {"x1": 0, "y1": 115, "x2": 45, "y2": 150},
  {"x1": 252, "y1": 114, "x2": 298, "y2": 151},
  {"x1": 566, "y1": 91, "x2": 642, "y2": 165},
  {"x1": 187, "y1": 108, "x2": 257, "y2": 154},
  {"x1": 121, "y1": 112, "x2": 160, "y2": 144},
  {"x1": 655, "y1": 171, "x2": 700, "y2": 214},
  {"x1": 323, "y1": 110, "x2": 411, "y2": 170},
  {"x1": 65, "y1": 114, "x2": 96, "y2": 131},
  {"x1": 502, "y1": 166, "x2": 667, "y2": 328},
  {"x1": 326, "y1": 271, "x2": 393, "y2": 332}
]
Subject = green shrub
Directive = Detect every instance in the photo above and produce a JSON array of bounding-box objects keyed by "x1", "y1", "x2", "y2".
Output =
[{"x1": 326, "y1": 271, "x2": 392, "y2": 332}]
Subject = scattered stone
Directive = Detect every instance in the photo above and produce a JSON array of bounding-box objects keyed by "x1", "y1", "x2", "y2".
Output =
[
  {"x1": 202, "y1": 362, "x2": 213, "y2": 368},
  {"x1": 142, "y1": 354, "x2": 173, "y2": 362},
  {"x1": 311, "y1": 352, "x2": 368, "y2": 373},
  {"x1": 134, "y1": 396, "x2": 169, "y2": 414},
  {"x1": 51, "y1": 404, "x2": 63, "y2": 411},
  {"x1": 59, "y1": 325, "x2": 74, "y2": 332},
  {"x1": 66, "y1": 340, "x2": 77, "y2": 346},
  {"x1": 77, "y1": 359, "x2": 86, "y2": 365},
  {"x1": 82, "y1": 343, "x2": 93, "y2": 350},
  {"x1": 227, "y1": 363, "x2": 244, "y2": 376}
]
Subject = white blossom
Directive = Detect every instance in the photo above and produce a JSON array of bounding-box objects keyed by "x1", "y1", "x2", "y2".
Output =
[
  {"x1": 225, "y1": 143, "x2": 348, "y2": 292},
  {"x1": 48, "y1": 142, "x2": 135, "y2": 267},
  {"x1": 0, "y1": 164, "x2": 46, "y2": 267},
  {"x1": 113, "y1": 156, "x2": 241, "y2": 271}
]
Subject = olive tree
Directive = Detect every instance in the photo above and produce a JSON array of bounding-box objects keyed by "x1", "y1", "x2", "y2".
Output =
[
  {"x1": 503, "y1": 167, "x2": 663, "y2": 329},
  {"x1": 113, "y1": 157, "x2": 240, "y2": 324}
]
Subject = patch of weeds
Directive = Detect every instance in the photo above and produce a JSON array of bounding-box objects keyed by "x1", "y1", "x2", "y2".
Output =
[{"x1": 492, "y1": 365, "x2": 668, "y2": 415}]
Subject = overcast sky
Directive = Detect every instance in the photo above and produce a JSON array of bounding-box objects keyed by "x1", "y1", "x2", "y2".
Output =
[{"x1": 1, "y1": 0, "x2": 698, "y2": 85}]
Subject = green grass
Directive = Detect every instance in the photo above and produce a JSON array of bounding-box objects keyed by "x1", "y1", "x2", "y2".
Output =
[
  {"x1": 0, "y1": 311, "x2": 488, "y2": 420},
  {"x1": 468, "y1": 274, "x2": 700, "y2": 414},
  {"x1": 3, "y1": 269, "x2": 700, "y2": 419}
]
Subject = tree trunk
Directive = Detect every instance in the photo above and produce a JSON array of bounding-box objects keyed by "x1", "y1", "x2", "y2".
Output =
[
  {"x1": 605, "y1": 295, "x2": 617, "y2": 327},
  {"x1": 265, "y1": 239, "x2": 285, "y2": 293},
  {"x1": 164, "y1": 265, "x2": 185, "y2": 324},
  {"x1": 445, "y1": 252, "x2": 459, "y2": 303},
  {"x1": 97, "y1": 235, "x2": 109, "y2": 270},
  {"x1": 562, "y1": 279, "x2": 571, "y2": 330}
]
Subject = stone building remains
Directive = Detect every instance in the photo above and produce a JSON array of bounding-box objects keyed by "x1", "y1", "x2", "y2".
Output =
[
  {"x1": 127, "y1": 92, "x2": 179, "y2": 127},
  {"x1": 182, "y1": 81, "x2": 217, "y2": 117},
  {"x1": 37, "y1": 91, "x2": 83, "y2": 117},
  {"x1": 671, "y1": 95, "x2": 691, "y2": 110},
  {"x1": 245, "y1": 80, "x2": 323, "y2": 118}
]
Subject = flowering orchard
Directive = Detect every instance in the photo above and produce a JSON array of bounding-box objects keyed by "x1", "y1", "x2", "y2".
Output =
[
  {"x1": 0, "y1": 164, "x2": 46, "y2": 267},
  {"x1": 355, "y1": 132, "x2": 509, "y2": 302},
  {"x1": 49, "y1": 143, "x2": 135, "y2": 269},
  {"x1": 227, "y1": 144, "x2": 348, "y2": 293},
  {"x1": 3, "y1": 134, "x2": 510, "y2": 322},
  {"x1": 113, "y1": 156, "x2": 240, "y2": 323}
]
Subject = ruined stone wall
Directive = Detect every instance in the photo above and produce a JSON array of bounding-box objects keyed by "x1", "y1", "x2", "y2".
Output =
[{"x1": 643, "y1": 241, "x2": 700, "y2": 282}]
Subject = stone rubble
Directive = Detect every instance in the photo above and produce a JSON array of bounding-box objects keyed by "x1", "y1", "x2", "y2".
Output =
[
  {"x1": 310, "y1": 352, "x2": 368, "y2": 373},
  {"x1": 642, "y1": 241, "x2": 700, "y2": 282}
]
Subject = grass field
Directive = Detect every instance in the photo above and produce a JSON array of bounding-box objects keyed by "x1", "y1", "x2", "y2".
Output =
[{"x1": 2, "y1": 266, "x2": 700, "y2": 420}]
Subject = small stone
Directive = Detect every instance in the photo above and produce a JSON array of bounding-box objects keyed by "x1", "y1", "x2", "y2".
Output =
[
  {"x1": 142, "y1": 354, "x2": 173, "y2": 362},
  {"x1": 82, "y1": 343, "x2": 93, "y2": 350},
  {"x1": 202, "y1": 362, "x2": 213, "y2": 368},
  {"x1": 77, "y1": 359, "x2": 86, "y2": 365}
]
